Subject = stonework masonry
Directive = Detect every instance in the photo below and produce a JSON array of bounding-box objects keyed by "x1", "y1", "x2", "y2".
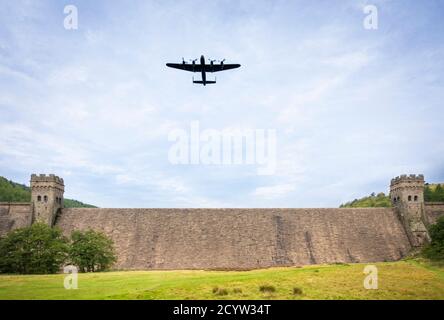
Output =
[
  {"x1": 424, "y1": 202, "x2": 444, "y2": 225},
  {"x1": 0, "y1": 202, "x2": 32, "y2": 235},
  {"x1": 56, "y1": 208, "x2": 411, "y2": 270},
  {"x1": 30, "y1": 174, "x2": 64, "y2": 226},
  {"x1": 1, "y1": 173, "x2": 444, "y2": 270},
  {"x1": 390, "y1": 174, "x2": 430, "y2": 246}
]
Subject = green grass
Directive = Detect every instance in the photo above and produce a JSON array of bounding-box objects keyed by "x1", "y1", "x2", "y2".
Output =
[{"x1": 0, "y1": 260, "x2": 443, "y2": 300}]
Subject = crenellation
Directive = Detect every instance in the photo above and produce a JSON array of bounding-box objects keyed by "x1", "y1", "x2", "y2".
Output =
[
  {"x1": 390, "y1": 174, "x2": 424, "y2": 186},
  {"x1": 31, "y1": 173, "x2": 64, "y2": 185}
]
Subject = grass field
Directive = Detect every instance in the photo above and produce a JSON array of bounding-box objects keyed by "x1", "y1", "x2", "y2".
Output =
[{"x1": 0, "y1": 259, "x2": 443, "y2": 300}]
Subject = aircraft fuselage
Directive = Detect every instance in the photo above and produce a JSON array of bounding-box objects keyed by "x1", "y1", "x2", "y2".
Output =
[{"x1": 200, "y1": 55, "x2": 207, "y2": 85}]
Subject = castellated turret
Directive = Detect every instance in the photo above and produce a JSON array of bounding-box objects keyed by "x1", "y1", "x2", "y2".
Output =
[
  {"x1": 390, "y1": 174, "x2": 429, "y2": 247},
  {"x1": 30, "y1": 174, "x2": 64, "y2": 226}
]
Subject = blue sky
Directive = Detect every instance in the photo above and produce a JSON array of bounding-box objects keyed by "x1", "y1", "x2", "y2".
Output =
[{"x1": 0, "y1": 0, "x2": 443, "y2": 208}]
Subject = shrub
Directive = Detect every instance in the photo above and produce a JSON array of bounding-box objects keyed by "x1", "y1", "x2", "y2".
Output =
[
  {"x1": 331, "y1": 262, "x2": 349, "y2": 266},
  {"x1": 0, "y1": 223, "x2": 68, "y2": 274},
  {"x1": 423, "y1": 216, "x2": 444, "y2": 261},
  {"x1": 293, "y1": 287, "x2": 303, "y2": 295},
  {"x1": 259, "y1": 285, "x2": 276, "y2": 293},
  {"x1": 212, "y1": 287, "x2": 228, "y2": 296},
  {"x1": 233, "y1": 288, "x2": 242, "y2": 294},
  {"x1": 69, "y1": 229, "x2": 116, "y2": 272}
]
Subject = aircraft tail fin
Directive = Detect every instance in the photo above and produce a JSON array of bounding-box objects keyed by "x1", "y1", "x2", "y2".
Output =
[{"x1": 193, "y1": 80, "x2": 216, "y2": 85}]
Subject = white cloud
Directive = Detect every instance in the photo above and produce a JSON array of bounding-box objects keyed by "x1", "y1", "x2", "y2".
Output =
[{"x1": 252, "y1": 184, "x2": 296, "y2": 199}]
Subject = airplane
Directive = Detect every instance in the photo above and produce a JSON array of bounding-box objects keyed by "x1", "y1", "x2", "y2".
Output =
[{"x1": 166, "y1": 55, "x2": 241, "y2": 86}]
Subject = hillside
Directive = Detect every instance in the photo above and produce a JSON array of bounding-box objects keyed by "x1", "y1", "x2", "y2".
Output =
[
  {"x1": 0, "y1": 176, "x2": 96, "y2": 208},
  {"x1": 425, "y1": 184, "x2": 444, "y2": 202},
  {"x1": 340, "y1": 184, "x2": 444, "y2": 208},
  {"x1": 340, "y1": 192, "x2": 391, "y2": 208}
]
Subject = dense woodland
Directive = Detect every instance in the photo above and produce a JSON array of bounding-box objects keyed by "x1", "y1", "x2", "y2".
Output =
[{"x1": 0, "y1": 176, "x2": 96, "y2": 208}]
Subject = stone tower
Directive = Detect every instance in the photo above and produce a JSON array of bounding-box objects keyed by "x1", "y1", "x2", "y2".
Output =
[
  {"x1": 390, "y1": 174, "x2": 430, "y2": 247},
  {"x1": 30, "y1": 174, "x2": 64, "y2": 226}
]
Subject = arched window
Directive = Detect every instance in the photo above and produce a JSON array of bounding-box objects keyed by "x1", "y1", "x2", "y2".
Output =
[
  {"x1": 408, "y1": 195, "x2": 412, "y2": 201},
  {"x1": 414, "y1": 195, "x2": 418, "y2": 201},
  {"x1": 44, "y1": 195, "x2": 48, "y2": 202},
  {"x1": 37, "y1": 195, "x2": 41, "y2": 202}
]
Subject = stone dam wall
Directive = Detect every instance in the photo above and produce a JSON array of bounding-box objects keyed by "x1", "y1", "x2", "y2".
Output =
[
  {"x1": 0, "y1": 202, "x2": 32, "y2": 237},
  {"x1": 56, "y1": 208, "x2": 412, "y2": 270},
  {"x1": 425, "y1": 202, "x2": 444, "y2": 225}
]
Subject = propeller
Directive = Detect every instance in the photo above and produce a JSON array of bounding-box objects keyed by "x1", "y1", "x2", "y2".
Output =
[
  {"x1": 182, "y1": 57, "x2": 186, "y2": 64},
  {"x1": 190, "y1": 58, "x2": 198, "y2": 64},
  {"x1": 219, "y1": 59, "x2": 226, "y2": 65},
  {"x1": 209, "y1": 59, "x2": 217, "y2": 65}
]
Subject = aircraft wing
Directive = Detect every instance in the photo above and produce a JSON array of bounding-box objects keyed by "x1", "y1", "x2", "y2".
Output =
[
  {"x1": 166, "y1": 63, "x2": 241, "y2": 73},
  {"x1": 166, "y1": 63, "x2": 202, "y2": 72},
  {"x1": 207, "y1": 64, "x2": 241, "y2": 73}
]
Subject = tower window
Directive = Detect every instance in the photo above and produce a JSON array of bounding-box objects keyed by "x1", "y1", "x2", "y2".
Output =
[
  {"x1": 414, "y1": 195, "x2": 418, "y2": 201},
  {"x1": 44, "y1": 195, "x2": 48, "y2": 202},
  {"x1": 408, "y1": 195, "x2": 412, "y2": 201},
  {"x1": 37, "y1": 195, "x2": 41, "y2": 202}
]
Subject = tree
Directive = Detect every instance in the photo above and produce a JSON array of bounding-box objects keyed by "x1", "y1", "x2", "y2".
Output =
[
  {"x1": 423, "y1": 216, "x2": 444, "y2": 261},
  {"x1": 69, "y1": 230, "x2": 116, "y2": 272},
  {"x1": 377, "y1": 192, "x2": 385, "y2": 198},
  {"x1": 434, "y1": 184, "x2": 444, "y2": 202},
  {"x1": 339, "y1": 193, "x2": 391, "y2": 208},
  {"x1": 0, "y1": 223, "x2": 68, "y2": 274},
  {"x1": 424, "y1": 185, "x2": 433, "y2": 202}
]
